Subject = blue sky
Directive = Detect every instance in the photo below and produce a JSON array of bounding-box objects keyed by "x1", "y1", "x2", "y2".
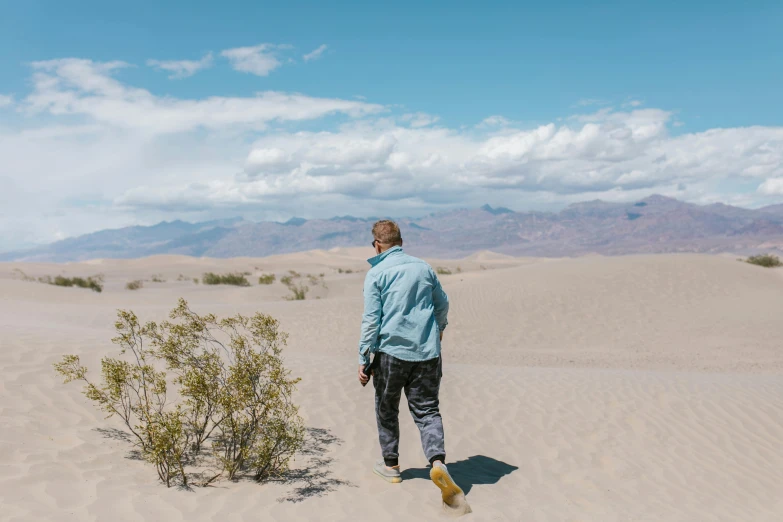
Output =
[{"x1": 1, "y1": 0, "x2": 782, "y2": 249}]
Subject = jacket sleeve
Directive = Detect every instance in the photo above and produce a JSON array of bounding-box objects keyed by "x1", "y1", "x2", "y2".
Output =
[
  {"x1": 358, "y1": 273, "x2": 382, "y2": 366},
  {"x1": 431, "y1": 269, "x2": 449, "y2": 332}
]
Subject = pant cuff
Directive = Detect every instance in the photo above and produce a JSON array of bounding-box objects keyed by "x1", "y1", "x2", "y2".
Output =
[
  {"x1": 429, "y1": 454, "x2": 445, "y2": 465},
  {"x1": 384, "y1": 457, "x2": 399, "y2": 467}
]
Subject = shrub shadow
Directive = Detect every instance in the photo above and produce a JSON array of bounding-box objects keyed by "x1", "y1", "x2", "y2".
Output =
[
  {"x1": 94, "y1": 425, "x2": 354, "y2": 499},
  {"x1": 400, "y1": 455, "x2": 518, "y2": 495},
  {"x1": 274, "y1": 427, "x2": 356, "y2": 503},
  {"x1": 94, "y1": 427, "x2": 143, "y2": 461}
]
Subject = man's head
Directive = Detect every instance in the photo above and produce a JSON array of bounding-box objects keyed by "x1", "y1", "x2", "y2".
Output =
[{"x1": 372, "y1": 220, "x2": 403, "y2": 254}]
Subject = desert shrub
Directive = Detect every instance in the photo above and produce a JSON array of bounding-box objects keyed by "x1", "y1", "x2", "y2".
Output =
[
  {"x1": 44, "y1": 275, "x2": 104, "y2": 292},
  {"x1": 307, "y1": 273, "x2": 327, "y2": 289},
  {"x1": 54, "y1": 312, "x2": 186, "y2": 486},
  {"x1": 193, "y1": 278, "x2": 199, "y2": 284},
  {"x1": 13, "y1": 269, "x2": 103, "y2": 292},
  {"x1": 436, "y1": 267, "x2": 452, "y2": 276},
  {"x1": 11, "y1": 268, "x2": 36, "y2": 282},
  {"x1": 258, "y1": 274, "x2": 276, "y2": 285},
  {"x1": 151, "y1": 274, "x2": 166, "y2": 283},
  {"x1": 745, "y1": 254, "x2": 782, "y2": 268},
  {"x1": 280, "y1": 275, "x2": 309, "y2": 300},
  {"x1": 202, "y1": 272, "x2": 251, "y2": 286},
  {"x1": 337, "y1": 268, "x2": 354, "y2": 274},
  {"x1": 126, "y1": 280, "x2": 144, "y2": 290},
  {"x1": 286, "y1": 283, "x2": 309, "y2": 301},
  {"x1": 54, "y1": 299, "x2": 304, "y2": 488},
  {"x1": 177, "y1": 274, "x2": 187, "y2": 281}
]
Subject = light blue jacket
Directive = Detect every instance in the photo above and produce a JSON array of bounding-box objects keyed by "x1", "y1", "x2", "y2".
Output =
[{"x1": 358, "y1": 246, "x2": 449, "y2": 366}]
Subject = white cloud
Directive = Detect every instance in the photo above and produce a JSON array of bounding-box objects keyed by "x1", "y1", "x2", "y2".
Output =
[
  {"x1": 623, "y1": 99, "x2": 644, "y2": 108},
  {"x1": 0, "y1": 94, "x2": 13, "y2": 107},
  {"x1": 118, "y1": 108, "x2": 783, "y2": 211},
  {"x1": 221, "y1": 44, "x2": 291, "y2": 76},
  {"x1": 23, "y1": 59, "x2": 383, "y2": 134},
  {"x1": 478, "y1": 115, "x2": 511, "y2": 128},
  {"x1": 401, "y1": 112, "x2": 439, "y2": 128},
  {"x1": 574, "y1": 98, "x2": 609, "y2": 107},
  {"x1": 3, "y1": 55, "x2": 783, "y2": 249},
  {"x1": 147, "y1": 53, "x2": 213, "y2": 79},
  {"x1": 758, "y1": 178, "x2": 783, "y2": 195},
  {"x1": 303, "y1": 44, "x2": 328, "y2": 62}
]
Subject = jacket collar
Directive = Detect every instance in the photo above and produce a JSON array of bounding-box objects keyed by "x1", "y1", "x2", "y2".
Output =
[{"x1": 367, "y1": 245, "x2": 403, "y2": 267}]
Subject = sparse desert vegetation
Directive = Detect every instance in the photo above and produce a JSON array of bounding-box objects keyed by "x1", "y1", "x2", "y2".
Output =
[
  {"x1": 308, "y1": 273, "x2": 327, "y2": 288},
  {"x1": 125, "y1": 280, "x2": 143, "y2": 290},
  {"x1": 53, "y1": 299, "x2": 304, "y2": 488},
  {"x1": 278, "y1": 272, "x2": 327, "y2": 300},
  {"x1": 13, "y1": 269, "x2": 104, "y2": 293},
  {"x1": 202, "y1": 272, "x2": 251, "y2": 286},
  {"x1": 436, "y1": 267, "x2": 453, "y2": 275},
  {"x1": 3, "y1": 250, "x2": 783, "y2": 520},
  {"x1": 258, "y1": 274, "x2": 276, "y2": 285},
  {"x1": 337, "y1": 268, "x2": 354, "y2": 274},
  {"x1": 47, "y1": 275, "x2": 104, "y2": 293},
  {"x1": 150, "y1": 274, "x2": 166, "y2": 283},
  {"x1": 11, "y1": 268, "x2": 36, "y2": 282},
  {"x1": 745, "y1": 254, "x2": 782, "y2": 268},
  {"x1": 280, "y1": 274, "x2": 309, "y2": 300}
]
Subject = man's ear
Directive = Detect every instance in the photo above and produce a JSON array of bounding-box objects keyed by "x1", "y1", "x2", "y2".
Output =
[{"x1": 400, "y1": 240, "x2": 404, "y2": 247}]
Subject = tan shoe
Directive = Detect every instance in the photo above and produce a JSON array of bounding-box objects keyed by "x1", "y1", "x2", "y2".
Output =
[
  {"x1": 373, "y1": 460, "x2": 402, "y2": 483},
  {"x1": 430, "y1": 463, "x2": 472, "y2": 515}
]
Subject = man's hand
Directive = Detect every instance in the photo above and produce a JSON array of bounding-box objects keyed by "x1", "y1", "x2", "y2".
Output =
[
  {"x1": 359, "y1": 365, "x2": 371, "y2": 386},
  {"x1": 440, "y1": 330, "x2": 444, "y2": 342}
]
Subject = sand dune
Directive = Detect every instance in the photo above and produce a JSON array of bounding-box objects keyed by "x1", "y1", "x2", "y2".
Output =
[{"x1": 1, "y1": 252, "x2": 782, "y2": 521}]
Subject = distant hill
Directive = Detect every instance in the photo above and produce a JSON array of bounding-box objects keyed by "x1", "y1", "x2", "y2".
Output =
[{"x1": 3, "y1": 196, "x2": 783, "y2": 262}]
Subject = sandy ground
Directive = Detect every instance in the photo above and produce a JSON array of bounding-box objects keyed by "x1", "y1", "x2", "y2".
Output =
[{"x1": 1, "y1": 250, "x2": 782, "y2": 521}]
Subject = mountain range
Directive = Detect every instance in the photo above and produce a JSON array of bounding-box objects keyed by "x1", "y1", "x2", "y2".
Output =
[{"x1": 4, "y1": 195, "x2": 783, "y2": 262}]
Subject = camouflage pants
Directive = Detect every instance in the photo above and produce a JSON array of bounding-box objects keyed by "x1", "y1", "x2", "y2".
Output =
[{"x1": 372, "y1": 352, "x2": 445, "y2": 467}]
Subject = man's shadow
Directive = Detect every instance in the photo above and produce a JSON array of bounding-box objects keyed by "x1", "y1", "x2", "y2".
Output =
[{"x1": 400, "y1": 455, "x2": 517, "y2": 495}]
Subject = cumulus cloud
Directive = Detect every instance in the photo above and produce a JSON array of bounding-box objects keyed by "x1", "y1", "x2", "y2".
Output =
[
  {"x1": 4, "y1": 55, "x2": 783, "y2": 249},
  {"x1": 303, "y1": 44, "x2": 328, "y2": 62},
  {"x1": 0, "y1": 94, "x2": 13, "y2": 107},
  {"x1": 221, "y1": 44, "x2": 291, "y2": 76},
  {"x1": 758, "y1": 178, "x2": 783, "y2": 195},
  {"x1": 147, "y1": 53, "x2": 213, "y2": 79},
  {"x1": 117, "y1": 108, "x2": 783, "y2": 211}
]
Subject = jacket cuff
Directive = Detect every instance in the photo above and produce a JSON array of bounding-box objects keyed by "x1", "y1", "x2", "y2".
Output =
[{"x1": 359, "y1": 353, "x2": 370, "y2": 366}]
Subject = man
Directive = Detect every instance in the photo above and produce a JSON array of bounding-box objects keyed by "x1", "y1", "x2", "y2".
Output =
[{"x1": 358, "y1": 220, "x2": 466, "y2": 509}]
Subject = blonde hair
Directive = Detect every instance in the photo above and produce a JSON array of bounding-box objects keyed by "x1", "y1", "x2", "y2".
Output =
[{"x1": 372, "y1": 220, "x2": 402, "y2": 246}]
